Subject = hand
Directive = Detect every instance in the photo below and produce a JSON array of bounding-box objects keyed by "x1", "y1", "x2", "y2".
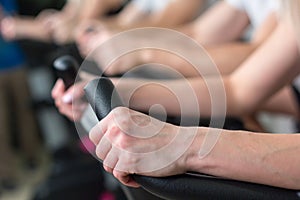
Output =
[
  {"x1": 1, "y1": 17, "x2": 16, "y2": 40},
  {"x1": 46, "y1": 14, "x2": 77, "y2": 44},
  {"x1": 1, "y1": 15, "x2": 52, "y2": 42},
  {"x1": 90, "y1": 107, "x2": 196, "y2": 187},
  {"x1": 38, "y1": 9, "x2": 77, "y2": 44},
  {"x1": 75, "y1": 20, "x2": 112, "y2": 56},
  {"x1": 52, "y1": 79, "x2": 88, "y2": 121}
]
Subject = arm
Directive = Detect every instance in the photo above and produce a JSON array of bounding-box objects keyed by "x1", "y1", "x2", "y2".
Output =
[
  {"x1": 259, "y1": 86, "x2": 300, "y2": 118},
  {"x1": 115, "y1": 21, "x2": 300, "y2": 118},
  {"x1": 187, "y1": 128, "x2": 300, "y2": 190},
  {"x1": 177, "y1": 1, "x2": 250, "y2": 45},
  {"x1": 47, "y1": 0, "x2": 123, "y2": 44},
  {"x1": 116, "y1": 0, "x2": 204, "y2": 29},
  {"x1": 90, "y1": 107, "x2": 300, "y2": 189},
  {"x1": 103, "y1": 8, "x2": 277, "y2": 77}
]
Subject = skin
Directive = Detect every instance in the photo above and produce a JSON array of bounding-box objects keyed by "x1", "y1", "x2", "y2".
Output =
[
  {"x1": 90, "y1": 107, "x2": 300, "y2": 189},
  {"x1": 51, "y1": 1, "x2": 300, "y2": 191},
  {"x1": 52, "y1": 79, "x2": 88, "y2": 121},
  {"x1": 112, "y1": 21, "x2": 300, "y2": 118},
  {"x1": 102, "y1": 0, "x2": 204, "y2": 29},
  {"x1": 53, "y1": 1, "x2": 297, "y2": 122},
  {"x1": 0, "y1": 0, "x2": 123, "y2": 44},
  {"x1": 75, "y1": 0, "x2": 204, "y2": 56},
  {"x1": 77, "y1": 2, "x2": 278, "y2": 78},
  {"x1": 88, "y1": 20, "x2": 300, "y2": 189}
]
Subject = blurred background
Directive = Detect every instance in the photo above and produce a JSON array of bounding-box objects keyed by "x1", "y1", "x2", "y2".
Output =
[
  {"x1": 0, "y1": 0, "x2": 299, "y2": 199},
  {"x1": 0, "y1": 0, "x2": 127, "y2": 199}
]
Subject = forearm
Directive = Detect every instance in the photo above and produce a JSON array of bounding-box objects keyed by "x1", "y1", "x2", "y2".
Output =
[
  {"x1": 208, "y1": 42, "x2": 259, "y2": 74},
  {"x1": 115, "y1": 77, "x2": 228, "y2": 118},
  {"x1": 139, "y1": 42, "x2": 258, "y2": 78},
  {"x1": 115, "y1": 76, "x2": 297, "y2": 120},
  {"x1": 115, "y1": 0, "x2": 203, "y2": 30},
  {"x1": 260, "y1": 86, "x2": 300, "y2": 118},
  {"x1": 187, "y1": 128, "x2": 300, "y2": 189},
  {"x1": 14, "y1": 17, "x2": 52, "y2": 42},
  {"x1": 177, "y1": 1, "x2": 249, "y2": 45}
]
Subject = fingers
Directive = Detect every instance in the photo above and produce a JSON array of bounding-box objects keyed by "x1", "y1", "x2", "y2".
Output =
[
  {"x1": 52, "y1": 79, "x2": 65, "y2": 99},
  {"x1": 62, "y1": 81, "x2": 86, "y2": 104},
  {"x1": 103, "y1": 147, "x2": 119, "y2": 174},
  {"x1": 113, "y1": 170, "x2": 140, "y2": 188},
  {"x1": 89, "y1": 118, "x2": 110, "y2": 145},
  {"x1": 90, "y1": 108, "x2": 144, "y2": 188},
  {"x1": 1, "y1": 17, "x2": 17, "y2": 41},
  {"x1": 95, "y1": 136, "x2": 111, "y2": 160},
  {"x1": 52, "y1": 80, "x2": 87, "y2": 121}
]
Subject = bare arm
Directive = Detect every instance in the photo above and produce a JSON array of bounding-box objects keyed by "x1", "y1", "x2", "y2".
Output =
[
  {"x1": 260, "y1": 86, "x2": 300, "y2": 118},
  {"x1": 187, "y1": 128, "x2": 300, "y2": 189},
  {"x1": 178, "y1": 1, "x2": 250, "y2": 45},
  {"x1": 90, "y1": 107, "x2": 300, "y2": 190},
  {"x1": 104, "y1": 3, "x2": 279, "y2": 77},
  {"x1": 117, "y1": 0, "x2": 203, "y2": 29},
  {"x1": 115, "y1": 21, "x2": 300, "y2": 118},
  {"x1": 106, "y1": 14, "x2": 276, "y2": 77},
  {"x1": 102, "y1": 0, "x2": 203, "y2": 30}
]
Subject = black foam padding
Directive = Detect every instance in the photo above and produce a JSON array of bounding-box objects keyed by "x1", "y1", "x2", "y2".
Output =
[
  {"x1": 134, "y1": 174, "x2": 300, "y2": 200},
  {"x1": 53, "y1": 55, "x2": 79, "y2": 89},
  {"x1": 84, "y1": 78, "x2": 123, "y2": 120}
]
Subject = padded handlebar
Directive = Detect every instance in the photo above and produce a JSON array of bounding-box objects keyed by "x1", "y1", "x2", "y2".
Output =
[
  {"x1": 83, "y1": 78, "x2": 300, "y2": 200},
  {"x1": 84, "y1": 78, "x2": 123, "y2": 120},
  {"x1": 53, "y1": 55, "x2": 79, "y2": 89}
]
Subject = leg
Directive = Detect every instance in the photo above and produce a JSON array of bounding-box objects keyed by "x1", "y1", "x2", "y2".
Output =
[
  {"x1": 0, "y1": 73, "x2": 17, "y2": 183},
  {"x1": 10, "y1": 67, "x2": 41, "y2": 162}
]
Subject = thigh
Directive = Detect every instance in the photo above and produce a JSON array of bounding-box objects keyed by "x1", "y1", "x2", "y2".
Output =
[{"x1": 0, "y1": 73, "x2": 10, "y2": 143}]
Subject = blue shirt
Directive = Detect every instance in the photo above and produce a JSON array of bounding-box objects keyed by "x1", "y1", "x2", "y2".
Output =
[{"x1": 0, "y1": 0, "x2": 25, "y2": 71}]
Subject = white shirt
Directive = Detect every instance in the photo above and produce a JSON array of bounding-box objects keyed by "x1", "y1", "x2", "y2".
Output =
[
  {"x1": 132, "y1": 0, "x2": 171, "y2": 13},
  {"x1": 225, "y1": 0, "x2": 278, "y2": 28}
]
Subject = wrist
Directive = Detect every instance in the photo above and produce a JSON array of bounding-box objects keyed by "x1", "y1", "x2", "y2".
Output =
[{"x1": 183, "y1": 127, "x2": 209, "y2": 173}]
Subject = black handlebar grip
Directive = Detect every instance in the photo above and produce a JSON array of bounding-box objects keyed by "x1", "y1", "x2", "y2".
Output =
[
  {"x1": 84, "y1": 78, "x2": 123, "y2": 121},
  {"x1": 53, "y1": 55, "x2": 79, "y2": 90}
]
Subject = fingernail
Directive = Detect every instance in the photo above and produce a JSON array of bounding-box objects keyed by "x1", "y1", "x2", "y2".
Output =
[{"x1": 62, "y1": 94, "x2": 72, "y2": 103}]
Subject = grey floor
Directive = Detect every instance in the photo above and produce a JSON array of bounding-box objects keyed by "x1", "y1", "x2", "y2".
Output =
[{"x1": 1, "y1": 150, "x2": 51, "y2": 200}]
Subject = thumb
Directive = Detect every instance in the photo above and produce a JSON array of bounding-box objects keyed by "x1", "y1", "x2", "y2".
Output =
[{"x1": 62, "y1": 82, "x2": 86, "y2": 103}]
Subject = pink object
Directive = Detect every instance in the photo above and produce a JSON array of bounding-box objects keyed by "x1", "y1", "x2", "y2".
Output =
[
  {"x1": 79, "y1": 135, "x2": 96, "y2": 153},
  {"x1": 99, "y1": 191, "x2": 116, "y2": 200}
]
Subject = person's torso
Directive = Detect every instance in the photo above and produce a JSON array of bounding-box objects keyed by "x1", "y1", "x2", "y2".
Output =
[{"x1": 0, "y1": 0, "x2": 25, "y2": 70}]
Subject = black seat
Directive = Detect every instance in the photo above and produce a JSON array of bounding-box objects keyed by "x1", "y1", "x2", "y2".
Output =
[{"x1": 84, "y1": 77, "x2": 300, "y2": 200}]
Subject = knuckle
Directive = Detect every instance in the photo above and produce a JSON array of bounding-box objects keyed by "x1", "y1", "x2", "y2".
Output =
[
  {"x1": 95, "y1": 144, "x2": 104, "y2": 160},
  {"x1": 113, "y1": 107, "x2": 129, "y2": 114},
  {"x1": 103, "y1": 165, "x2": 113, "y2": 174},
  {"x1": 113, "y1": 170, "x2": 123, "y2": 180},
  {"x1": 89, "y1": 125, "x2": 100, "y2": 144}
]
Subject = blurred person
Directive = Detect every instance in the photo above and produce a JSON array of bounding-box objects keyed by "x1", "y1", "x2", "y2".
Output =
[
  {"x1": 54, "y1": 0, "x2": 279, "y2": 126},
  {"x1": 76, "y1": 0, "x2": 278, "y2": 78},
  {"x1": 52, "y1": 0, "x2": 281, "y2": 123},
  {"x1": 76, "y1": 0, "x2": 208, "y2": 56},
  {"x1": 0, "y1": 0, "x2": 126, "y2": 44},
  {"x1": 53, "y1": 0, "x2": 300, "y2": 189},
  {"x1": 0, "y1": 0, "x2": 40, "y2": 189},
  {"x1": 87, "y1": 0, "x2": 300, "y2": 190}
]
